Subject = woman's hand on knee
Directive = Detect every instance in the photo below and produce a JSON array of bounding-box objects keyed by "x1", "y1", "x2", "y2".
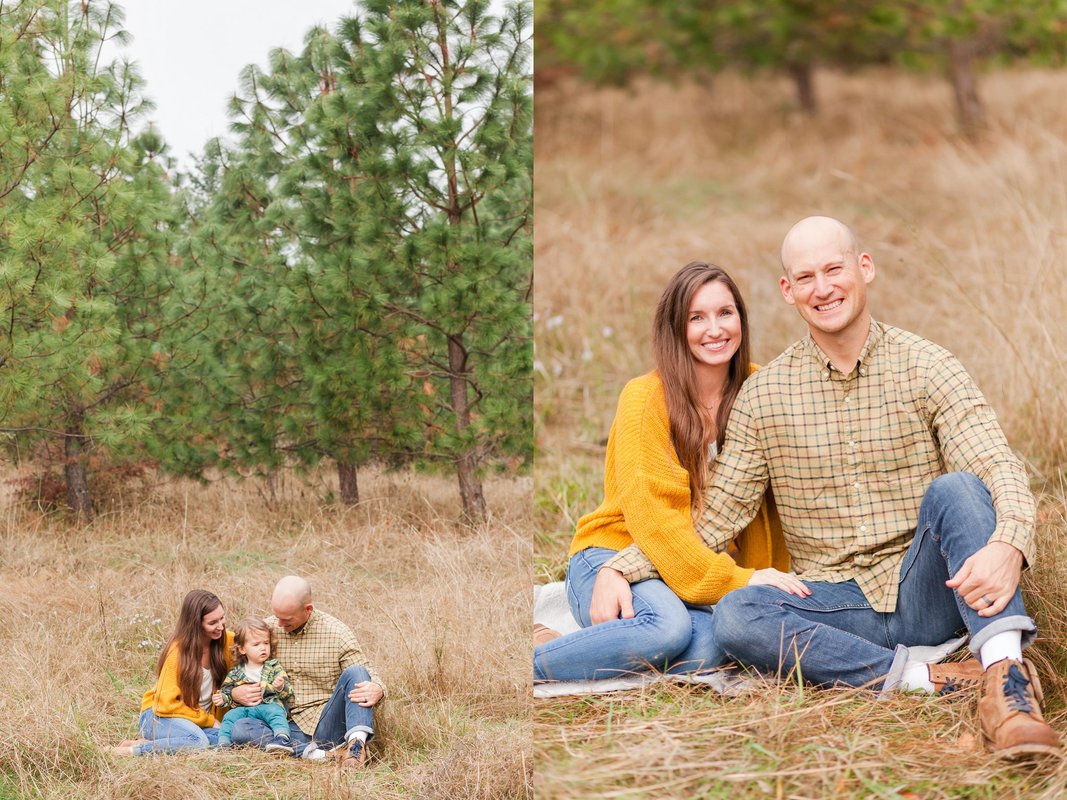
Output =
[
  {"x1": 590, "y1": 567, "x2": 635, "y2": 625},
  {"x1": 748, "y1": 568, "x2": 811, "y2": 597}
]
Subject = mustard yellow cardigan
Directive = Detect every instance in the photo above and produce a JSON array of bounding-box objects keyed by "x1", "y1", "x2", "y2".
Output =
[
  {"x1": 568, "y1": 368, "x2": 789, "y2": 604},
  {"x1": 140, "y1": 630, "x2": 236, "y2": 726}
]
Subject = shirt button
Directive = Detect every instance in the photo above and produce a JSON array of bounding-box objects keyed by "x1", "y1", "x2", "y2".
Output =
[
  {"x1": 844, "y1": 397, "x2": 851, "y2": 403},
  {"x1": 860, "y1": 525, "x2": 867, "y2": 532},
  {"x1": 854, "y1": 482, "x2": 861, "y2": 489},
  {"x1": 860, "y1": 368, "x2": 867, "y2": 377},
  {"x1": 849, "y1": 441, "x2": 856, "y2": 448},
  {"x1": 822, "y1": 371, "x2": 829, "y2": 380}
]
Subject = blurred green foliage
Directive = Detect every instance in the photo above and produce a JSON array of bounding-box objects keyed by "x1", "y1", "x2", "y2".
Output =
[{"x1": 537, "y1": 0, "x2": 1067, "y2": 129}]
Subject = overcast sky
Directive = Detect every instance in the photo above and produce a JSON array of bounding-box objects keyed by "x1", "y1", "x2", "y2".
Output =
[{"x1": 117, "y1": 1, "x2": 358, "y2": 167}]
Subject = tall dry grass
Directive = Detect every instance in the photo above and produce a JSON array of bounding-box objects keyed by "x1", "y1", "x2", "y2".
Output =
[
  {"x1": 0, "y1": 469, "x2": 532, "y2": 800},
  {"x1": 535, "y1": 68, "x2": 1067, "y2": 797}
]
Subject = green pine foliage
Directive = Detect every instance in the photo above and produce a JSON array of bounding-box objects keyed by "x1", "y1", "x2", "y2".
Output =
[
  {"x1": 0, "y1": 0, "x2": 180, "y2": 517},
  {"x1": 0, "y1": 0, "x2": 532, "y2": 520},
  {"x1": 352, "y1": 0, "x2": 534, "y2": 521},
  {"x1": 538, "y1": 0, "x2": 1067, "y2": 131}
]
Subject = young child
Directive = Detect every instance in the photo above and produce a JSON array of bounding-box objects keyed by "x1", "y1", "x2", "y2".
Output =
[{"x1": 216, "y1": 617, "x2": 295, "y2": 754}]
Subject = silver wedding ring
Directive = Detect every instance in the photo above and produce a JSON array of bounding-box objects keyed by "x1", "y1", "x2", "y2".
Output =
[{"x1": 981, "y1": 594, "x2": 993, "y2": 606}]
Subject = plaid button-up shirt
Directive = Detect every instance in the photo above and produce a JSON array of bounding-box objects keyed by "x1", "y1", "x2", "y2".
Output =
[
  {"x1": 265, "y1": 609, "x2": 385, "y2": 734},
  {"x1": 603, "y1": 321, "x2": 1036, "y2": 612}
]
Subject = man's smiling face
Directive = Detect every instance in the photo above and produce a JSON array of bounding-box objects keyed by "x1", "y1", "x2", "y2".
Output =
[{"x1": 779, "y1": 222, "x2": 875, "y2": 341}]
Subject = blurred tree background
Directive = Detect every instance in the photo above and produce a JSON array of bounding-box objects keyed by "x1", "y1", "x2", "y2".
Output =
[
  {"x1": 536, "y1": 0, "x2": 1067, "y2": 132},
  {"x1": 0, "y1": 0, "x2": 532, "y2": 523}
]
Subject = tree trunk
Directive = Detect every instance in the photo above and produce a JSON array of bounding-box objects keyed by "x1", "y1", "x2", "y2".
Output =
[
  {"x1": 947, "y1": 39, "x2": 985, "y2": 135},
  {"x1": 788, "y1": 62, "x2": 817, "y2": 115},
  {"x1": 447, "y1": 335, "x2": 487, "y2": 524},
  {"x1": 337, "y1": 460, "x2": 359, "y2": 506},
  {"x1": 64, "y1": 413, "x2": 93, "y2": 519}
]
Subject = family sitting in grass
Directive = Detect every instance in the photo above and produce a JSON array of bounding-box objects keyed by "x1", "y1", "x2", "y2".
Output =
[
  {"x1": 114, "y1": 575, "x2": 383, "y2": 769},
  {"x1": 534, "y1": 216, "x2": 1061, "y2": 759}
]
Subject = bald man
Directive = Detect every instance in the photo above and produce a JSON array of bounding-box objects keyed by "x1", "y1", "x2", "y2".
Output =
[
  {"x1": 227, "y1": 576, "x2": 385, "y2": 768},
  {"x1": 596, "y1": 217, "x2": 1059, "y2": 758}
]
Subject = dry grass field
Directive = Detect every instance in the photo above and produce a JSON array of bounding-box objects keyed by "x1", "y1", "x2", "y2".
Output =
[
  {"x1": 0, "y1": 469, "x2": 532, "y2": 800},
  {"x1": 534, "y1": 67, "x2": 1067, "y2": 798}
]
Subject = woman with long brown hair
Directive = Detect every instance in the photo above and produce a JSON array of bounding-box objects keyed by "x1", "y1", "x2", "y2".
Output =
[
  {"x1": 113, "y1": 589, "x2": 235, "y2": 754},
  {"x1": 534, "y1": 262, "x2": 803, "y2": 682}
]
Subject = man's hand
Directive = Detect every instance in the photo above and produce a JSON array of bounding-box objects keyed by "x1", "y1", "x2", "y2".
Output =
[
  {"x1": 946, "y1": 541, "x2": 1024, "y2": 617},
  {"x1": 747, "y1": 568, "x2": 811, "y2": 597},
  {"x1": 589, "y1": 567, "x2": 635, "y2": 625},
  {"x1": 229, "y1": 682, "x2": 263, "y2": 707},
  {"x1": 348, "y1": 680, "x2": 384, "y2": 707}
]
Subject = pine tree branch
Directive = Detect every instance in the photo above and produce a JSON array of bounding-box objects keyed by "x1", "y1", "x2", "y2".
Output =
[{"x1": 0, "y1": 425, "x2": 89, "y2": 439}]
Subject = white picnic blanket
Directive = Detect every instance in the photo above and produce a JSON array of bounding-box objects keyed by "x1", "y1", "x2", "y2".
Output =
[{"x1": 533, "y1": 581, "x2": 967, "y2": 699}]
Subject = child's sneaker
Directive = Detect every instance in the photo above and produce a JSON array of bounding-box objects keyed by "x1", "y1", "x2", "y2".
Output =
[
  {"x1": 264, "y1": 734, "x2": 294, "y2": 755},
  {"x1": 300, "y1": 741, "x2": 327, "y2": 760}
]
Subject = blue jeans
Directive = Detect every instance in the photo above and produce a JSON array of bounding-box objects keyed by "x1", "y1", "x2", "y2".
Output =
[
  {"x1": 533, "y1": 546, "x2": 725, "y2": 681},
  {"x1": 218, "y1": 703, "x2": 290, "y2": 746},
  {"x1": 711, "y1": 473, "x2": 1037, "y2": 689},
  {"x1": 132, "y1": 708, "x2": 220, "y2": 755},
  {"x1": 229, "y1": 665, "x2": 375, "y2": 755}
]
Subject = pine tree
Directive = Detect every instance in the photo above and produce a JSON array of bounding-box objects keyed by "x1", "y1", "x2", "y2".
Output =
[
  {"x1": 241, "y1": 30, "x2": 425, "y2": 505},
  {"x1": 0, "y1": 0, "x2": 179, "y2": 516},
  {"x1": 355, "y1": 0, "x2": 533, "y2": 523},
  {"x1": 156, "y1": 27, "x2": 425, "y2": 507}
]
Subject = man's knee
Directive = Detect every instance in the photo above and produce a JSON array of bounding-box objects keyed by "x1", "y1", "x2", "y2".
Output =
[
  {"x1": 922, "y1": 473, "x2": 995, "y2": 543},
  {"x1": 229, "y1": 717, "x2": 272, "y2": 746},
  {"x1": 925, "y1": 472, "x2": 989, "y2": 506},
  {"x1": 341, "y1": 665, "x2": 371, "y2": 686}
]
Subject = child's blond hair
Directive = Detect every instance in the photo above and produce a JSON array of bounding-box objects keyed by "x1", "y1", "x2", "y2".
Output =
[{"x1": 231, "y1": 617, "x2": 275, "y2": 664}]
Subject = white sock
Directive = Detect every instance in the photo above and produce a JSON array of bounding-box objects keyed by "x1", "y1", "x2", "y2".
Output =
[
  {"x1": 898, "y1": 662, "x2": 936, "y2": 693},
  {"x1": 346, "y1": 730, "x2": 369, "y2": 745},
  {"x1": 979, "y1": 630, "x2": 1022, "y2": 669}
]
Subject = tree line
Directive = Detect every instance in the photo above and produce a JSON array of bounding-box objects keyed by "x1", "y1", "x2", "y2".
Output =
[
  {"x1": 536, "y1": 0, "x2": 1067, "y2": 133},
  {"x1": 0, "y1": 0, "x2": 532, "y2": 523}
]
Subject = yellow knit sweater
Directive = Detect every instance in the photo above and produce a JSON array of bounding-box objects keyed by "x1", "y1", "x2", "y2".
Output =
[
  {"x1": 140, "y1": 630, "x2": 235, "y2": 727},
  {"x1": 568, "y1": 369, "x2": 789, "y2": 605}
]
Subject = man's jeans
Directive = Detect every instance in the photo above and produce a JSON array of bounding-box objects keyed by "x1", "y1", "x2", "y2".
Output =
[
  {"x1": 533, "y1": 546, "x2": 725, "y2": 681},
  {"x1": 132, "y1": 708, "x2": 219, "y2": 754},
  {"x1": 228, "y1": 665, "x2": 376, "y2": 755},
  {"x1": 711, "y1": 473, "x2": 1037, "y2": 689}
]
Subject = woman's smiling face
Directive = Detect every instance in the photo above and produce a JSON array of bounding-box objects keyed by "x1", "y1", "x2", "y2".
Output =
[
  {"x1": 686, "y1": 279, "x2": 742, "y2": 373},
  {"x1": 201, "y1": 603, "x2": 226, "y2": 640}
]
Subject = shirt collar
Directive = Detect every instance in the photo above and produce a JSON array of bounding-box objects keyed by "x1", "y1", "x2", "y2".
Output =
[
  {"x1": 285, "y1": 609, "x2": 317, "y2": 637},
  {"x1": 805, "y1": 319, "x2": 884, "y2": 380}
]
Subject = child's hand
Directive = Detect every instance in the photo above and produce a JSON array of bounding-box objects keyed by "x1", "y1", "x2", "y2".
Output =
[
  {"x1": 272, "y1": 674, "x2": 285, "y2": 691},
  {"x1": 211, "y1": 691, "x2": 224, "y2": 707}
]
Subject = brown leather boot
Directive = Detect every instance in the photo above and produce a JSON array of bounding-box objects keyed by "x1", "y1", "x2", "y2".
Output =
[
  {"x1": 929, "y1": 659, "x2": 984, "y2": 696},
  {"x1": 534, "y1": 623, "x2": 561, "y2": 647},
  {"x1": 978, "y1": 658, "x2": 1062, "y2": 758}
]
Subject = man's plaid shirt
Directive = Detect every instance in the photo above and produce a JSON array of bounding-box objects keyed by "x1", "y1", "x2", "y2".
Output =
[
  {"x1": 603, "y1": 321, "x2": 1036, "y2": 612},
  {"x1": 265, "y1": 609, "x2": 385, "y2": 734}
]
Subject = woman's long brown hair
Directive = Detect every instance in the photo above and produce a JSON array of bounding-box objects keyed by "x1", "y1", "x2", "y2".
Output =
[
  {"x1": 652, "y1": 262, "x2": 751, "y2": 512},
  {"x1": 155, "y1": 589, "x2": 228, "y2": 710}
]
